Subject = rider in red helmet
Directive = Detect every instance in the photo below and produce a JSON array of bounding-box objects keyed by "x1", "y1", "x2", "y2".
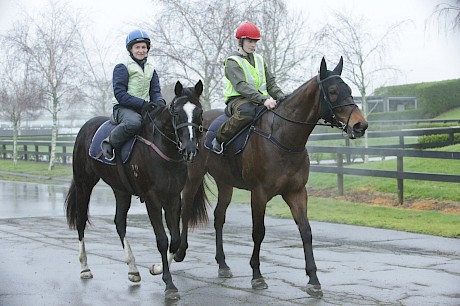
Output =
[{"x1": 212, "y1": 21, "x2": 285, "y2": 153}]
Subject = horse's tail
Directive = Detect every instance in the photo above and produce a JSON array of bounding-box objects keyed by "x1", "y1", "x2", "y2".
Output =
[
  {"x1": 64, "y1": 179, "x2": 90, "y2": 229},
  {"x1": 187, "y1": 178, "x2": 211, "y2": 228}
]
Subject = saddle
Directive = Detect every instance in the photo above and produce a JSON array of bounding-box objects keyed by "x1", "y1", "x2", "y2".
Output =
[
  {"x1": 204, "y1": 106, "x2": 267, "y2": 155},
  {"x1": 89, "y1": 121, "x2": 136, "y2": 165}
]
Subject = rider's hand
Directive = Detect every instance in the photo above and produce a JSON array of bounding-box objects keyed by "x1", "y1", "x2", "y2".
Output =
[{"x1": 264, "y1": 98, "x2": 277, "y2": 110}]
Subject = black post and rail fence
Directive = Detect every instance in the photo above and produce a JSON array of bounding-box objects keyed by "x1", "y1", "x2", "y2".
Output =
[{"x1": 1, "y1": 125, "x2": 459, "y2": 204}]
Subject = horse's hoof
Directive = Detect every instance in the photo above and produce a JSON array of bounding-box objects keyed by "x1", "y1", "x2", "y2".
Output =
[
  {"x1": 80, "y1": 269, "x2": 93, "y2": 279},
  {"x1": 251, "y1": 278, "x2": 268, "y2": 290},
  {"x1": 128, "y1": 272, "x2": 141, "y2": 282},
  {"x1": 174, "y1": 251, "x2": 185, "y2": 262},
  {"x1": 150, "y1": 264, "x2": 163, "y2": 275},
  {"x1": 305, "y1": 284, "x2": 323, "y2": 298},
  {"x1": 164, "y1": 288, "x2": 180, "y2": 300},
  {"x1": 218, "y1": 268, "x2": 233, "y2": 278}
]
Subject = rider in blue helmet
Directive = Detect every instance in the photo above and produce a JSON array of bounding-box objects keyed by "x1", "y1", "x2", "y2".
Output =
[
  {"x1": 125, "y1": 29, "x2": 151, "y2": 51},
  {"x1": 101, "y1": 29, "x2": 165, "y2": 161}
]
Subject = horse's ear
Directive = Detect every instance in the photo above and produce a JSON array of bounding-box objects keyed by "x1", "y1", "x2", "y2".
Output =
[
  {"x1": 195, "y1": 80, "x2": 203, "y2": 96},
  {"x1": 319, "y1": 57, "x2": 327, "y2": 80},
  {"x1": 174, "y1": 81, "x2": 183, "y2": 96},
  {"x1": 333, "y1": 56, "x2": 343, "y2": 75}
]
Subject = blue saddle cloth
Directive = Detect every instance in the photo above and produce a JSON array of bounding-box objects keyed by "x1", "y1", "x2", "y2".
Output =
[
  {"x1": 89, "y1": 121, "x2": 136, "y2": 165},
  {"x1": 204, "y1": 114, "x2": 252, "y2": 155}
]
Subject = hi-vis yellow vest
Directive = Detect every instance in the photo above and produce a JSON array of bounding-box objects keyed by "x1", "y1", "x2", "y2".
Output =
[
  {"x1": 223, "y1": 53, "x2": 268, "y2": 100},
  {"x1": 112, "y1": 56, "x2": 155, "y2": 104}
]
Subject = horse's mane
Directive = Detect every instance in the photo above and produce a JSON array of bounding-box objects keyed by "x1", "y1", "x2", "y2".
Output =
[{"x1": 279, "y1": 75, "x2": 316, "y2": 104}]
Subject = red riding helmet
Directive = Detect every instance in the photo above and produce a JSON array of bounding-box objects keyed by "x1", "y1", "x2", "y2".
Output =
[{"x1": 235, "y1": 22, "x2": 261, "y2": 40}]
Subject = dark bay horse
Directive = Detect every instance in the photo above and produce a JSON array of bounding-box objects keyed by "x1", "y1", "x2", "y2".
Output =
[
  {"x1": 65, "y1": 80, "x2": 203, "y2": 300},
  {"x1": 176, "y1": 58, "x2": 368, "y2": 298}
]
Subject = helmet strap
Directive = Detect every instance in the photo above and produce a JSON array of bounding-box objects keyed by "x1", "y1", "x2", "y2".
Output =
[{"x1": 237, "y1": 46, "x2": 248, "y2": 57}]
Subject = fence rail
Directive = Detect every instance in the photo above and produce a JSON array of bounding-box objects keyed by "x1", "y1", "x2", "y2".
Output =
[{"x1": 1, "y1": 126, "x2": 459, "y2": 204}]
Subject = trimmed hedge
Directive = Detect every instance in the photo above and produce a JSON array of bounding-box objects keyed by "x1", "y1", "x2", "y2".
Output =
[{"x1": 373, "y1": 78, "x2": 460, "y2": 118}]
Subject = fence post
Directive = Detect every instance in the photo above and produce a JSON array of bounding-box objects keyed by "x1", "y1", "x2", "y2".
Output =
[
  {"x1": 345, "y1": 138, "x2": 351, "y2": 164},
  {"x1": 35, "y1": 145, "x2": 39, "y2": 161},
  {"x1": 23, "y1": 145, "x2": 28, "y2": 161},
  {"x1": 62, "y1": 145, "x2": 67, "y2": 164},
  {"x1": 397, "y1": 136, "x2": 405, "y2": 204},
  {"x1": 337, "y1": 153, "x2": 344, "y2": 195}
]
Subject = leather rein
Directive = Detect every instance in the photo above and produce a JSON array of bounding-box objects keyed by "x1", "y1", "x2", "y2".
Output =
[{"x1": 251, "y1": 75, "x2": 357, "y2": 153}]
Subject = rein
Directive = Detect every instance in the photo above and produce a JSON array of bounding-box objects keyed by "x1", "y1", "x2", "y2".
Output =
[
  {"x1": 251, "y1": 74, "x2": 356, "y2": 152},
  {"x1": 136, "y1": 135, "x2": 183, "y2": 163}
]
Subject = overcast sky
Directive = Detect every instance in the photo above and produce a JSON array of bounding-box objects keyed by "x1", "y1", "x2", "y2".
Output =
[{"x1": 1, "y1": 0, "x2": 459, "y2": 93}]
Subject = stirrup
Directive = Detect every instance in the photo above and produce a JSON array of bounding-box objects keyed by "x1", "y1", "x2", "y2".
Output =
[
  {"x1": 211, "y1": 138, "x2": 224, "y2": 154},
  {"x1": 101, "y1": 138, "x2": 115, "y2": 161}
]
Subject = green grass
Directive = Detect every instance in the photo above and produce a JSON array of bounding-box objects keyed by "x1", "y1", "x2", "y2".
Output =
[
  {"x1": 307, "y1": 144, "x2": 460, "y2": 202},
  {"x1": 435, "y1": 106, "x2": 460, "y2": 119},
  {"x1": 266, "y1": 196, "x2": 460, "y2": 238},
  {"x1": 0, "y1": 159, "x2": 72, "y2": 182}
]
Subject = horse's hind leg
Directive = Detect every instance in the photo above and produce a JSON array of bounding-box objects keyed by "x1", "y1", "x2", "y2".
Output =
[
  {"x1": 74, "y1": 180, "x2": 98, "y2": 279},
  {"x1": 214, "y1": 182, "x2": 234, "y2": 278},
  {"x1": 113, "y1": 189, "x2": 140, "y2": 283}
]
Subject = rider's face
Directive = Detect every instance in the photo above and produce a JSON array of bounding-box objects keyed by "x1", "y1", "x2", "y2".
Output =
[
  {"x1": 130, "y1": 42, "x2": 148, "y2": 60},
  {"x1": 242, "y1": 39, "x2": 258, "y2": 54}
]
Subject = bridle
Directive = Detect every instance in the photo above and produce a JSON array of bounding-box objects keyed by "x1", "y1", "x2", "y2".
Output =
[
  {"x1": 316, "y1": 74, "x2": 357, "y2": 132},
  {"x1": 270, "y1": 74, "x2": 357, "y2": 132},
  {"x1": 137, "y1": 95, "x2": 203, "y2": 161},
  {"x1": 252, "y1": 74, "x2": 357, "y2": 152}
]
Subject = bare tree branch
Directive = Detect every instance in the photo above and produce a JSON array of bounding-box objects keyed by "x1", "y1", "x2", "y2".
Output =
[
  {"x1": 144, "y1": 0, "x2": 316, "y2": 109},
  {"x1": 2, "y1": 0, "x2": 85, "y2": 170}
]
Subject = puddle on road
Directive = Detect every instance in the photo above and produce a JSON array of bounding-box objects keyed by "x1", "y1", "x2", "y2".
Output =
[{"x1": 0, "y1": 181, "x2": 146, "y2": 218}]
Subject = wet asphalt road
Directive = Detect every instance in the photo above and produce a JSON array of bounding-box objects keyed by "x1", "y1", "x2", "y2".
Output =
[{"x1": 0, "y1": 180, "x2": 459, "y2": 306}]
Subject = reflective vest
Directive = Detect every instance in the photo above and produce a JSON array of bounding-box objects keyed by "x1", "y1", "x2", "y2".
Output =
[
  {"x1": 112, "y1": 56, "x2": 155, "y2": 104},
  {"x1": 223, "y1": 53, "x2": 268, "y2": 99}
]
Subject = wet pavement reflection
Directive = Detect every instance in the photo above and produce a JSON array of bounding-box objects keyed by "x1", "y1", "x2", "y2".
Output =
[{"x1": 0, "y1": 180, "x2": 145, "y2": 218}]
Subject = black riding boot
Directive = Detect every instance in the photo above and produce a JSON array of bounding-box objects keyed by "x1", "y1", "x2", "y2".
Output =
[{"x1": 101, "y1": 137, "x2": 115, "y2": 161}]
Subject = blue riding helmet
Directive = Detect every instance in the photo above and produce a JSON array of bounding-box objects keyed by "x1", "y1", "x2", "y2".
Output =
[{"x1": 126, "y1": 29, "x2": 151, "y2": 51}]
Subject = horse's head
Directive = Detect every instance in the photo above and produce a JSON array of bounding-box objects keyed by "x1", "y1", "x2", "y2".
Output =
[
  {"x1": 169, "y1": 80, "x2": 204, "y2": 162},
  {"x1": 317, "y1": 57, "x2": 368, "y2": 139}
]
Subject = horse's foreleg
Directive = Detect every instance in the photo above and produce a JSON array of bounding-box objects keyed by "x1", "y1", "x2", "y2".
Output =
[
  {"x1": 249, "y1": 190, "x2": 268, "y2": 289},
  {"x1": 79, "y1": 239, "x2": 93, "y2": 279},
  {"x1": 113, "y1": 191, "x2": 140, "y2": 282},
  {"x1": 145, "y1": 201, "x2": 179, "y2": 300},
  {"x1": 282, "y1": 190, "x2": 323, "y2": 298},
  {"x1": 214, "y1": 184, "x2": 233, "y2": 278},
  {"x1": 150, "y1": 196, "x2": 180, "y2": 274}
]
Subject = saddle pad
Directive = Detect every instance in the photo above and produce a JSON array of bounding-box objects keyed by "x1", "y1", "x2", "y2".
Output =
[
  {"x1": 89, "y1": 121, "x2": 136, "y2": 165},
  {"x1": 204, "y1": 114, "x2": 251, "y2": 155}
]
